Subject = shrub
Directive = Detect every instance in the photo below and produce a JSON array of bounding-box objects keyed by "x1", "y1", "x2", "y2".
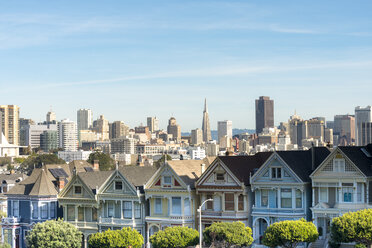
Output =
[
  {"x1": 150, "y1": 226, "x2": 199, "y2": 248},
  {"x1": 88, "y1": 227, "x2": 144, "y2": 248},
  {"x1": 203, "y1": 222, "x2": 253, "y2": 247}
]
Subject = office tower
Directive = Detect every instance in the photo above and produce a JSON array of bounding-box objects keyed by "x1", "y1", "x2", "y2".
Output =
[
  {"x1": 77, "y1": 109, "x2": 93, "y2": 131},
  {"x1": 147, "y1": 117, "x2": 159, "y2": 133},
  {"x1": 217, "y1": 120, "x2": 233, "y2": 142},
  {"x1": 255, "y1": 96, "x2": 274, "y2": 134},
  {"x1": 334, "y1": 115, "x2": 355, "y2": 145},
  {"x1": 23, "y1": 123, "x2": 58, "y2": 148},
  {"x1": 40, "y1": 130, "x2": 58, "y2": 152},
  {"x1": 0, "y1": 105, "x2": 20, "y2": 145},
  {"x1": 355, "y1": 106, "x2": 372, "y2": 145},
  {"x1": 46, "y1": 111, "x2": 56, "y2": 124},
  {"x1": 324, "y1": 128, "x2": 333, "y2": 145},
  {"x1": 111, "y1": 137, "x2": 138, "y2": 154},
  {"x1": 191, "y1": 128, "x2": 203, "y2": 146},
  {"x1": 58, "y1": 119, "x2": 78, "y2": 151},
  {"x1": 93, "y1": 115, "x2": 109, "y2": 141},
  {"x1": 307, "y1": 118, "x2": 325, "y2": 141},
  {"x1": 288, "y1": 114, "x2": 307, "y2": 147},
  {"x1": 202, "y1": 98, "x2": 212, "y2": 142},
  {"x1": 167, "y1": 117, "x2": 181, "y2": 142},
  {"x1": 109, "y1": 121, "x2": 129, "y2": 139},
  {"x1": 361, "y1": 122, "x2": 372, "y2": 146},
  {"x1": 19, "y1": 118, "x2": 35, "y2": 146}
]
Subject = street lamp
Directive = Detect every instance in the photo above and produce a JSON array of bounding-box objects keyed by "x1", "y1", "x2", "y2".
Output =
[{"x1": 198, "y1": 198, "x2": 213, "y2": 248}]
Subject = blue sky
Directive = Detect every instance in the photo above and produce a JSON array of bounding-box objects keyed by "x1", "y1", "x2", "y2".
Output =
[{"x1": 1, "y1": 1, "x2": 372, "y2": 131}]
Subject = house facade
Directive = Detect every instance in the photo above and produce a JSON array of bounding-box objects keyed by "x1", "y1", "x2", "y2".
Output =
[
  {"x1": 310, "y1": 145, "x2": 372, "y2": 240},
  {"x1": 250, "y1": 148, "x2": 330, "y2": 244}
]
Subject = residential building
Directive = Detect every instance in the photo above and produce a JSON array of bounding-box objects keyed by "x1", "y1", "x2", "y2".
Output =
[
  {"x1": 250, "y1": 148, "x2": 330, "y2": 243},
  {"x1": 135, "y1": 126, "x2": 151, "y2": 141},
  {"x1": 0, "y1": 174, "x2": 27, "y2": 214},
  {"x1": 355, "y1": 106, "x2": 372, "y2": 145},
  {"x1": 147, "y1": 117, "x2": 159, "y2": 133},
  {"x1": 334, "y1": 115, "x2": 355, "y2": 145},
  {"x1": 0, "y1": 132, "x2": 20, "y2": 157},
  {"x1": 191, "y1": 128, "x2": 203, "y2": 146},
  {"x1": 255, "y1": 96, "x2": 274, "y2": 134},
  {"x1": 111, "y1": 137, "x2": 138, "y2": 154},
  {"x1": 202, "y1": 99, "x2": 212, "y2": 142},
  {"x1": 0, "y1": 105, "x2": 20, "y2": 145},
  {"x1": 93, "y1": 115, "x2": 109, "y2": 141},
  {"x1": 19, "y1": 118, "x2": 35, "y2": 146},
  {"x1": 109, "y1": 121, "x2": 129, "y2": 139},
  {"x1": 79, "y1": 129, "x2": 100, "y2": 143},
  {"x1": 218, "y1": 120, "x2": 232, "y2": 143},
  {"x1": 310, "y1": 145, "x2": 372, "y2": 240},
  {"x1": 58, "y1": 119, "x2": 78, "y2": 151},
  {"x1": 58, "y1": 150, "x2": 92, "y2": 163},
  {"x1": 40, "y1": 130, "x2": 58, "y2": 152},
  {"x1": 77, "y1": 109, "x2": 93, "y2": 131},
  {"x1": 167, "y1": 117, "x2": 181, "y2": 142}
]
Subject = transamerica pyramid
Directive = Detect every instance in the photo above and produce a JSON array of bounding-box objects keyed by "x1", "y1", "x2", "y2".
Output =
[{"x1": 202, "y1": 98, "x2": 212, "y2": 142}]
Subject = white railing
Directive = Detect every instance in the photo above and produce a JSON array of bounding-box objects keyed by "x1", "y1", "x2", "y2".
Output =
[{"x1": 99, "y1": 217, "x2": 134, "y2": 225}]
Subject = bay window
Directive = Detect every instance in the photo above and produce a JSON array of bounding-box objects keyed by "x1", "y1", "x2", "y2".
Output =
[
  {"x1": 184, "y1": 198, "x2": 191, "y2": 215},
  {"x1": 155, "y1": 198, "x2": 162, "y2": 214},
  {"x1": 296, "y1": 190, "x2": 302, "y2": 208}
]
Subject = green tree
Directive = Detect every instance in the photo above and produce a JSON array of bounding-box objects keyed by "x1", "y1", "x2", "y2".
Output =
[
  {"x1": 331, "y1": 209, "x2": 372, "y2": 248},
  {"x1": 26, "y1": 219, "x2": 82, "y2": 248},
  {"x1": 150, "y1": 226, "x2": 199, "y2": 248},
  {"x1": 203, "y1": 222, "x2": 253, "y2": 247},
  {"x1": 87, "y1": 152, "x2": 115, "y2": 171},
  {"x1": 21, "y1": 154, "x2": 66, "y2": 174},
  {"x1": 88, "y1": 227, "x2": 144, "y2": 248},
  {"x1": 154, "y1": 154, "x2": 172, "y2": 167},
  {"x1": 262, "y1": 219, "x2": 318, "y2": 248}
]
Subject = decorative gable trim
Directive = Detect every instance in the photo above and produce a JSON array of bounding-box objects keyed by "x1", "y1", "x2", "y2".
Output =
[
  {"x1": 144, "y1": 162, "x2": 188, "y2": 190},
  {"x1": 99, "y1": 170, "x2": 138, "y2": 196},
  {"x1": 57, "y1": 174, "x2": 96, "y2": 200}
]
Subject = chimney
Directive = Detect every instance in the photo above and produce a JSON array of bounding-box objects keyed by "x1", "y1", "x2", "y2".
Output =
[
  {"x1": 57, "y1": 176, "x2": 65, "y2": 192},
  {"x1": 93, "y1": 160, "x2": 99, "y2": 171},
  {"x1": 201, "y1": 163, "x2": 206, "y2": 174}
]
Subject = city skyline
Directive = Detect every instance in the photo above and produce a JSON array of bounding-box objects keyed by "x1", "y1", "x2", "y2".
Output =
[{"x1": 1, "y1": 1, "x2": 372, "y2": 130}]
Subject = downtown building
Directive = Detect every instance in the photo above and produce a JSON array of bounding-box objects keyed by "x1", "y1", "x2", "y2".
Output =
[
  {"x1": 255, "y1": 96, "x2": 274, "y2": 135},
  {"x1": 0, "y1": 105, "x2": 20, "y2": 145}
]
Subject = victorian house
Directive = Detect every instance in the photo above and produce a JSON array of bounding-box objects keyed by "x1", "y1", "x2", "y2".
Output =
[
  {"x1": 250, "y1": 148, "x2": 330, "y2": 244},
  {"x1": 310, "y1": 144, "x2": 372, "y2": 241},
  {"x1": 195, "y1": 153, "x2": 272, "y2": 231}
]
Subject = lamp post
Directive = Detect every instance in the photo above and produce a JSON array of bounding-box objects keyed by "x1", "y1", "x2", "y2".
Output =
[{"x1": 198, "y1": 198, "x2": 213, "y2": 248}]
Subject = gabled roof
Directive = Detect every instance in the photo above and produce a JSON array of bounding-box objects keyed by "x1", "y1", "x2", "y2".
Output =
[
  {"x1": 29, "y1": 169, "x2": 57, "y2": 196},
  {"x1": 276, "y1": 147, "x2": 330, "y2": 182},
  {"x1": 217, "y1": 152, "x2": 273, "y2": 185},
  {"x1": 119, "y1": 166, "x2": 158, "y2": 189},
  {"x1": 337, "y1": 145, "x2": 372, "y2": 177},
  {"x1": 68, "y1": 160, "x2": 94, "y2": 175},
  {"x1": 77, "y1": 170, "x2": 113, "y2": 193}
]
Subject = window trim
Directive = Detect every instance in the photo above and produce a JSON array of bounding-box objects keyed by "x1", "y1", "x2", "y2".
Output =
[
  {"x1": 171, "y1": 197, "x2": 182, "y2": 216},
  {"x1": 216, "y1": 173, "x2": 225, "y2": 181},
  {"x1": 333, "y1": 159, "x2": 345, "y2": 172},
  {"x1": 154, "y1": 198, "x2": 162, "y2": 214},
  {"x1": 115, "y1": 181, "x2": 123, "y2": 191},
  {"x1": 280, "y1": 188, "x2": 292, "y2": 208},
  {"x1": 74, "y1": 185, "x2": 82, "y2": 195},
  {"x1": 271, "y1": 167, "x2": 282, "y2": 179},
  {"x1": 261, "y1": 189, "x2": 269, "y2": 207},
  {"x1": 224, "y1": 193, "x2": 235, "y2": 211},
  {"x1": 12, "y1": 200, "x2": 19, "y2": 217}
]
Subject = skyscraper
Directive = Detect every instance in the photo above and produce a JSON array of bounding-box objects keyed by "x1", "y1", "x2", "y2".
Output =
[
  {"x1": 109, "y1": 121, "x2": 129, "y2": 139},
  {"x1": 255, "y1": 96, "x2": 274, "y2": 134},
  {"x1": 77, "y1": 109, "x2": 93, "y2": 131},
  {"x1": 334, "y1": 115, "x2": 355, "y2": 145},
  {"x1": 58, "y1": 119, "x2": 78, "y2": 151},
  {"x1": 167, "y1": 117, "x2": 181, "y2": 142},
  {"x1": 217, "y1": 120, "x2": 233, "y2": 142},
  {"x1": 202, "y1": 98, "x2": 212, "y2": 142},
  {"x1": 147, "y1": 117, "x2": 159, "y2": 132},
  {"x1": 355, "y1": 106, "x2": 372, "y2": 146},
  {"x1": 93, "y1": 115, "x2": 109, "y2": 141},
  {"x1": 0, "y1": 105, "x2": 20, "y2": 145},
  {"x1": 46, "y1": 111, "x2": 56, "y2": 124},
  {"x1": 191, "y1": 128, "x2": 203, "y2": 146}
]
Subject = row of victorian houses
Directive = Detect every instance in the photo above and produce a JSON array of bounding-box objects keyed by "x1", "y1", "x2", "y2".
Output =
[{"x1": 2, "y1": 144, "x2": 372, "y2": 248}]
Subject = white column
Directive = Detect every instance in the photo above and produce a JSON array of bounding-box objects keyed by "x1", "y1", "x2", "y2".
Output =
[
  {"x1": 11, "y1": 228, "x2": 15, "y2": 248},
  {"x1": 277, "y1": 188, "x2": 281, "y2": 208},
  {"x1": 38, "y1": 202, "x2": 41, "y2": 220},
  {"x1": 132, "y1": 201, "x2": 135, "y2": 227},
  {"x1": 1, "y1": 228, "x2": 4, "y2": 243},
  {"x1": 222, "y1": 194, "x2": 225, "y2": 211},
  {"x1": 146, "y1": 224, "x2": 150, "y2": 248},
  {"x1": 292, "y1": 188, "x2": 295, "y2": 209},
  {"x1": 234, "y1": 194, "x2": 238, "y2": 212},
  {"x1": 362, "y1": 183, "x2": 365, "y2": 203},
  {"x1": 120, "y1": 201, "x2": 123, "y2": 219},
  {"x1": 75, "y1": 206, "x2": 78, "y2": 221},
  {"x1": 312, "y1": 187, "x2": 315, "y2": 206}
]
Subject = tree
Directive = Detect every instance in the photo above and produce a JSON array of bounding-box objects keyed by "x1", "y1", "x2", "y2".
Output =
[
  {"x1": 26, "y1": 219, "x2": 82, "y2": 248},
  {"x1": 150, "y1": 226, "x2": 198, "y2": 248},
  {"x1": 87, "y1": 152, "x2": 115, "y2": 171},
  {"x1": 203, "y1": 221, "x2": 253, "y2": 247},
  {"x1": 331, "y1": 209, "x2": 372, "y2": 248},
  {"x1": 154, "y1": 154, "x2": 172, "y2": 167},
  {"x1": 21, "y1": 154, "x2": 66, "y2": 174},
  {"x1": 88, "y1": 227, "x2": 144, "y2": 248},
  {"x1": 262, "y1": 219, "x2": 318, "y2": 248}
]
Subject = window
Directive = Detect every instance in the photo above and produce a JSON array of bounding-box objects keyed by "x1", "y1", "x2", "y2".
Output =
[
  {"x1": 92, "y1": 208, "x2": 97, "y2": 221},
  {"x1": 32, "y1": 202, "x2": 38, "y2": 219},
  {"x1": 115, "y1": 181, "x2": 123, "y2": 190},
  {"x1": 172, "y1": 197, "x2": 181, "y2": 215},
  {"x1": 41, "y1": 203, "x2": 48, "y2": 219},
  {"x1": 281, "y1": 189, "x2": 292, "y2": 208},
  {"x1": 50, "y1": 202, "x2": 56, "y2": 219},
  {"x1": 319, "y1": 188, "x2": 327, "y2": 202},
  {"x1": 184, "y1": 198, "x2": 191, "y2": 216},
  {"x1": 261, "y1": 189, "x2": 268, "y2": 207},
  {"x1": 225, "y1": 193, "x2": 235, "y2": 211},
  {"x1": 163, "y1": 176, "x2": 172, "y2": 186},
  {"x1": 108, "y1": 202, "x2": 114, "y2": 217},
  {"x1": 216, "y1": 173, "x2": 225, "y2": 181},
  {"x1": 13, "y1": 201, "x2": 19, "y2": 217},
  {"x1": 123, "y1": 201, "x2": 132, "y2": 219},
  {"x1": 134, "y1": 202, "x2": 141, "y2": 219},
  {"x1": 357, "y1": 183, "x2": 363, "y2": 202},
  {"x1": 67, "y1": 205, "x2": 75, "y2": 221},
  {"x1": 74, "y1": 186, "x2": 82, "y2": 194},
  {"x1": 206, "y1": 194, "x2": 213, "y2": 210},
  {"x1": 343, "y1": 187, "x2": 353, "y2": 202},
  {"x1": 238, "y1": 195, "x2": 244, "y2": 211},
  {"x1": 155, "y1": 198, "x2": 162, "y2": 214},
  {"x1": 78, "y1": 207, "x2": 84, "y2": 221},
  {"x1": 271, "y1": 168, "x2": 282, "y2": 179},
  {"x1": 296, "y1": 190, "x2": 302, "y2": 208},
  {"x1": 333, "y1": 159, "x2": 345, "y2": 172}
]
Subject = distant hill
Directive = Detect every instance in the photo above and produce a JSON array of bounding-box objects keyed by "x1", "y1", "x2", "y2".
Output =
[{"x1": 182, "y1": 128, "x2": 255, "y2": 140}]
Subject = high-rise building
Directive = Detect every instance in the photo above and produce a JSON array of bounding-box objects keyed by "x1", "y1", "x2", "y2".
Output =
[
  {"x1": 255, "y1": 96, "x2": 274, "y2": 134},
  {"x1": 191, "y1": 128, "x2": 203, "y2": 146},
  {"x1": 58, "y1": 119, "x2": 78, "y2": 151},
  {"x1": 23, "y1": 123, "x2": 58, "y2": 148},
  {"x1": 0, "y1": 105, "x2": 20, "y2": 145},
  {"x1": 288, "y1": 114, "x2": 307, "y2": 147},
  {"x1": 111, "y1": 137, "x2": 138, "y2": 154},
  {"x1": 19, "y1": 118, "x2": 35, "y2": 146},
  {"x1": 202, "y1": 99, "x2": 212, "y2": 142},
  {"x1": 361, "y1": 122, "x2": 372, "y2": 146},
  {"x1": 147, "y1": 117, "x2": 159, "y2": 133},
  {"x1": 46, "y1": 111, "x2": 56, "y2": 124},
  {"x1": 217, "y1": 120, "x2": 232, "y2": 142},
  {"x1": 40, "y1": 130, "x2": 58, "y2": 152},
  {"x1": 167, "y1": 117, "x2": 181, "y2": 142},
  {"x1": 355, "y1": 106, "x2": 372, "y2": 145},
  {"x1": 93, "y1": 115, "x2": 109, "y2": 141},
  {"x1": 77, "y1": 109, "x2": 93, "y2": 131},
  {"x1": 109, "y1": 121, "x2": 129, "y2": 139},
  {"x1": 334, "y1": 115, "x2": 355, "y2": 145},
  {"x1": 307, "y1": 118, "x2": 325, "y2": 142}
]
